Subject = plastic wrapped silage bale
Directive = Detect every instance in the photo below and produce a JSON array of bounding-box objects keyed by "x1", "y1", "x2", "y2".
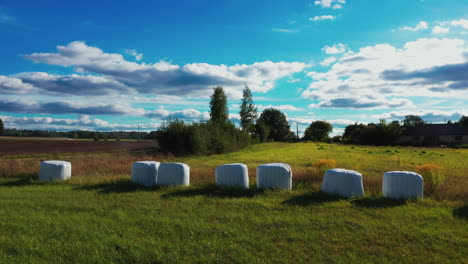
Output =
[
  {"x1": 256, "y1": 163, "x2": 292, "y2": 190},
  {"x1": 215, "y1": 163, "x2": 249, "y2": 189},
  {"x1": 38, "y1": 160, "x2": 72, "y2": 181},
  {"x1": 383, "y1": 171, "x2": 424, "y2": 199},
  {"x1": 157, "y1": 163, "x2": 190, "y2": 186},
  {"x1": 321, "y1": 168, "x2": 364, "y2": 197},
  {"x1": 131, "y1": 161, "x2": 160, "y2": 187}
]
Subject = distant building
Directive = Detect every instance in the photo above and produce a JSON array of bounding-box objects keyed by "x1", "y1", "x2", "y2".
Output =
[{"x1": 398, "y1": 124, "x2": 468, "y2": 146}]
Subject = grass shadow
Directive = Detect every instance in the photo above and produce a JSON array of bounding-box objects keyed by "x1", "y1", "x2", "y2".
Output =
[
  {"x1": 453, "y1": 205, "x2": 468, "y2": 219},
  {"x1": 352, "y1": 197, "x2": 408, "y2": 208},
  {"x1": 282, "y1": 191, "x2": 344, "y2": 206},
  {"x1": 0, "y1": 176, "x2": 36, "y2": 187},
  {"x1": 162, "y1": 184, "x2": 265, "y2": 199},
  {"x1": 73, "y1": 179, "x2": 160, "y2": 194}
]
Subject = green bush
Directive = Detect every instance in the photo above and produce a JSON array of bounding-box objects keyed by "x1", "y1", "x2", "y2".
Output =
[{"x1": 155, "y1": 119, "x2": 252, "y2": 156}]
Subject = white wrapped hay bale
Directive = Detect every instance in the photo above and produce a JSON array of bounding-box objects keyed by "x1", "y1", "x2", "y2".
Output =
[
  {"x1": 215, "y1": 163, "x2": 249, "y2": 189},
  {"x1": 38, "y1": 160, "x2": 71, "y2": 181},
  {"x1": 256, "y1": 163, "x2": 292, "y2": 190},
  {"x1": 383, "y1": 171, "x2": 424, "y2": 199},
  {"x1": 131, "y1": 161, "x2": 160, "y2": 187},
  {"x1": 321, "y1": 168, "x2": 364, "y2": 197},
  {"x1": 157, "y1": 163, "x2": 190, "y2": 186}
]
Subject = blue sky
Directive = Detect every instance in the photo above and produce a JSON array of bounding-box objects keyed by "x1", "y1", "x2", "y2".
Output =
[{"x1": 1, "y1": 0, "x2": 467, "y2": 135}]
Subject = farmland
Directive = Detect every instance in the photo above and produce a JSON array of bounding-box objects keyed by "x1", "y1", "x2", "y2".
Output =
[{"x1": 0, "y1": 142, "x2": 467, "y2": 263}]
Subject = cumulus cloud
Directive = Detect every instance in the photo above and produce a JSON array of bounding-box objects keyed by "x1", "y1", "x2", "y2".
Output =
[
  {"x1": 310, "y1": 15, "x2": 335, "y2": 21},
  {"x1": 145, "y1": 108, "x2": 209, "y2": 120},
  {"x1": 0, "y1": 75, "x2": 36, "y2": 94},
  {"x1": 303, "y1": 38, "x2": 468, "y2": 108},
  {"x1": 0, "y1": 115, "x2": 160, "y2": 131},
  {"x1": 309, "y1": 96, "x2": 414, "y2": 109},
  {"x1": 374, "y1": 110, "x2": 468, "y2": 123},
  {"x1": 22, "y1": 41, "x2": 308, "y2": 98},
  {"x1": 322, "y1": 43, "x2": 346, "y2": 54},
  {"x1": 0, "y1": 99, "x2": 145, "y2": 116},
  {"x1": 450, "y1": 19, "x2": 468, "y2": 29},
  {"x1": 399, "y1": 21, "x2": 428, "y2": 32},
  {"x1": 314, "y1": 0, "x2": 346, "y2": 9},
  {"x1": 432, "y1": 26, "x2": 450, "y2": 34},
  {"x1": 125, "y1": 49, "x2": 143, "y2": 61},
  {"x1": 320, "y1": 57, "x2": 337, "y2": 66}
]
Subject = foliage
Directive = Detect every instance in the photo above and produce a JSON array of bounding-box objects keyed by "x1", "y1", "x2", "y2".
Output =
[
  {"x1": 416, "y1": 164, "x2": 445, "y2": 194},
  {"x1": 459, "y1": 115, "x2": 468, "y2": 126},
  {"x1": 1, "y1": 128, "x2": 150, "y2": 140},
  {"x1": 312, "y1": 159, "x2": 337, "y2": 175},
  {"x1": 209, "y1": 86, "x2": 229, "y2": 124},
  {"x1": 403, "y1": 115, "x2": 426, "y2": 127},
  {"x1": 257, "y1": 108, "x2": 292, "y2": 142},
  {"x1": 254, "y1": 121, "x2": 270, "y2": 143},
  {"x1": 303, "y1": 121, "x2": 333, "y2": 142},
  {"x1": 155, "y1": 119, "x2": 251, "y2": 155},
  {"x1": 239, "y1": 85, "x2": 257, "y2": 134},
  {"x1": 0, "y1": 118, "x2": 3, "y2": 135},
  {"x1": 343, "y1": 120, "x2": 403, "y2": 145}
]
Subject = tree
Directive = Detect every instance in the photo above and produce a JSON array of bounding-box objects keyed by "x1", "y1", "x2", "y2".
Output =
[
  {"x1": 0, "y1": 118, "x2": 4, "y2": 135},
  {"x1": 303, "y1": 121, "x2": 333, "y2": 142},
  {"x1": 403, "y1": 115, "x2": 425, "y2": 127},
  {"x1": 459, "y1": 115, "x2": 468, "y2": 126},
  {"x1": 239, "y1": 85, "x2": 257, "y2": 134},
  {"x1": 209, "y1": 86, "x2": 229, "y2": 124},
  {"x1": 257, "y1": 108, "x2": 292, "y2": 142}
]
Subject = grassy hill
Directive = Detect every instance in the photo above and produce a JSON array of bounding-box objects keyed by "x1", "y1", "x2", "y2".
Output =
[{"x1": 0, "y1": 142, "x2": 467, "y2": 263}]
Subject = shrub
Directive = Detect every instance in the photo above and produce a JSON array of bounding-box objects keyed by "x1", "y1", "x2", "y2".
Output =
[
  {"x1": 313, "y1": 159, "x2": 337, "y2": 175},
  {"x1": 416, "y1": 164, "x2": 445, "y2": 194}
]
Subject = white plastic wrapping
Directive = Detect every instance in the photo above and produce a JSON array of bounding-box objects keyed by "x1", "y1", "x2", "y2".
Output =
[
  {"x1": 321, "y1": 168, "x2": 364, "y2": 197},
  {"x1": 131, "y1": 161, "x2": 160, "y2": 187},
  {"x1": 215, "y1": 163, "x2": 249, "y2": 189},
  {"x1": 38, "y1": 160, "x2": 72, "y2": 181},
  {"x1": 157, "y1": 163, "x2": 190, "y2": 186},
  {"x1": 256, "y1": 163, "x2": 292, "y2": 190},
  {"x1": 383, "y1": 171, "x2": 424, "y2": 199}
]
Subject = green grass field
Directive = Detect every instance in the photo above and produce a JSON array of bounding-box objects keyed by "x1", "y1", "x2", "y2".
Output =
[{"x1": 0, "y1": 142, "x2": 467, "y2": 263}]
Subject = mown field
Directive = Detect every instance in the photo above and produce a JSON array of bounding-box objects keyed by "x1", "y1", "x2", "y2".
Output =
[{"x1": 0, "y1": 142, "x2": 467, "y2": 263}]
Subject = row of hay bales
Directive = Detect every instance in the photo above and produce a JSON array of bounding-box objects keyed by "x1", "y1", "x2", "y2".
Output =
[{"x1": 38, "y1": 160, "x2": 424, "y2": 199}]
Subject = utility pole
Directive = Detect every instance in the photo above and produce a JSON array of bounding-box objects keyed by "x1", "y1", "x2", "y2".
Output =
[
  {"x1": 296, "y1": 123, "x2": 299, "y2": 141},
  {"x1": 138, "y1": 124, "x2": 141, "y2": 141}
]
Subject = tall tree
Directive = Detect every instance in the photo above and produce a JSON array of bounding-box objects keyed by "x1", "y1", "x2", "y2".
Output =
[
  {"x1": 257, "y1": 108, "x2": 292, "y2": 142},
  {"x1": 403, "y1": 115, "x2": 425, "y2": 127},
  {"x1": 209, "y1": 86, "x2": 229, "y2": 124},
  {"x1": 239, "y1": 85, "x2": 257, "y2": 134},
  {"x1": 0, "y1": 118, "x2": 3, "y2": 135},
  {"x1": 459, "y1": 115, "x2": 468, "y2": 126},
  {"x1": 303, "y1": 121, "x2": 333, "y2": 142}
]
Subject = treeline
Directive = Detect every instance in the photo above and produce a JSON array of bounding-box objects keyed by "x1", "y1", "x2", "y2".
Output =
[
  {"x1": 342, "y1": 115, "x2": 468, "y2": 145},
  {"x1": 1, "y1": 128, "x2": 150, "y2": 140}
]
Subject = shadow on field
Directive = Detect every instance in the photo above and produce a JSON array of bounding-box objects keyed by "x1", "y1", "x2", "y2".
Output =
[
  {"x1": 352, "y1": 197, "x2": 407, "y2": 208},
  {"x1": 282, "y1": 192, "x2": 344, "y2": 206},
  {"x1": 0, "y1": 175, "x2": 36, "y2": 187},
  {"x1": 162, "y1": 184, "x2": 265, "y2": 199},
  {"x1": 453, "y1": 205, "x2": 468, "y2": 219},
  {"x1": 73, "y1": 179, "x2": 160, "y2": 194}
]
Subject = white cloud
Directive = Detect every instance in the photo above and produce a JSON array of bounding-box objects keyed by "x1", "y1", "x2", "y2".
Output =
[
  {"x1": 432, "y1": 26, "x2": 450, "y2": 34},
  {"x1": 320, "y1": 57, "x2": 337, "y2": 66},
  {"x1": 373, "y1": 110, "x2": 468, "y2": 123},
  {"x1": 450, "y1": 19, "x2": 468, "y2": 29},
  {"x1": 145, "y1": 108, "x2": 209, "y2": 121},
  {"x1": 0, "y1": 76, "x2": 36, "y2": 94},
  {"x1": 399, "y1": 21, "x2": 428, "y2": 32},
  {"x1": 303, "y1": 38, "x2": 468, "y2": 109},
  {"x1": 314, "y1": 0, "x2": 346, "y2": 8},
  {"x1": 0, "y1": 115, "x2": 160, "y2": 131},
  {"x1": 125, "y1": 49, "x2": 143, "y2": 61},
  {"x1": 310, "y1": 15, "x2": 335, "y2": 21},
  {"x1": 322, "y1": 43, "x2": 346, "y2": 54},
  {"x1": 308, "y1": 96, "x2": 414, "y2": 109},
  {"x1": 23, "y1": 41, "x2": 309, "y2": 98}
]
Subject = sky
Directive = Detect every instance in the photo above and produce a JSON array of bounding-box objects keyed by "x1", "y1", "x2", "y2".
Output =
[{"x1": 1, "y1": 0, "x2": 467, "y2": 136}]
